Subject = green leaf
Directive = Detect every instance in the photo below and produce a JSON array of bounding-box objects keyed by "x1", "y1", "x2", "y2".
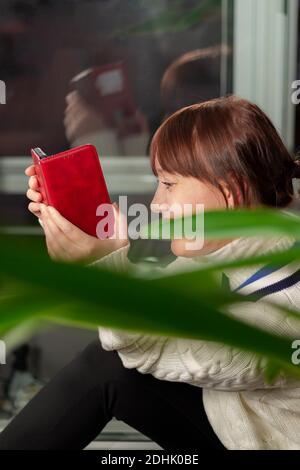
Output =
[
  {"x1": 263, "y1": 361, "x2": 283, "y2": 385},
  {"x1": 113, "y1": 0, "x2": 221, "y2": 37},
  {"x1": 0, "y1": 232, "x2": 300, "y2": 380},
  {"x1": 141, "y1": 208, "x2": 300, "y2": 240}
]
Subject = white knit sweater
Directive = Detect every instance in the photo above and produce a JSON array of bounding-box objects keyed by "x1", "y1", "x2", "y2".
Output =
[{"x1": 90, "y1": 235, "x2": 300, "y2": 450}]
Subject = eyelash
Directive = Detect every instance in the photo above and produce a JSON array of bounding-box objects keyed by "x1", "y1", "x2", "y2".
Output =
[{"x1": 157, "y1": 179, "x2": 174, "y2": 189}]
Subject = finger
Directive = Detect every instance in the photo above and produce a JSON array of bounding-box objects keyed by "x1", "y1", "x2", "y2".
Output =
[
  {"x1": 43, "y1": 224, "x2": 65, "y2": 262},
  {"x1": 63, "y1": 114, "x2": 82, "y2": 141},
  {"x1": 63, "y1": 112, "x2": 71, "y2": 126},
  {"x1": 26, "y1": 188, "x2": 42, "y2": 202},
  {"x1": 45, "y1": 243, "x2": 58, "y2": 261},
  {"x1": 29, "y1": 175, "x2": 39, "y2": 191},
  {"x1": 64, "y1": 116, "x2": 77, "y2": 141},
  {"x1": 65, "y1": 93, "x2": 83, "y2": 113},
  {"x1": 65, "y1": 90, "x2": 79, "y2": 105},
  {"x1": 64, "y1": 121, "x2": 74, "y2": 141},
  {"x1": 28, "y1": 202, "x2": 41, "y2": 217},
  {"x1": 41, "y1": 205, "x2": 64, "y2": 239},
  {"x1": 25, "y1": 165, "x2": 36, "y2": 176},
  {"x1": 41, "y1": 207, "x2": 71, "y2": 261},
  {"x1": 46, "y1": 205, "x2": 86, "y2": 242},
  {"x1": 41, "y1": 214, "x2": 59, "y2": 259},
  {"x1": 64, "y1": 105, "x2": 88, "y2": 128},
  {"x1": 109, "y1": 203, "x2": 128, "y2": 241},
  {"x1": 64, "y1": 107, "x2": 84, "y2": 131},
  {"x1": 64, "y1": 100, "x2": 80, "y2": 117},
  {"x1": 43, "y1": 206, "x2": 93, "y2": 262}
]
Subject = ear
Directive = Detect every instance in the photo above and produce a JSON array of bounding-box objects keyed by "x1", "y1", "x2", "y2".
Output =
[
  {"x1": 220, "y1": 176, "x2": 246, "y2": 208},
  {"x1": 222, "y1": 183, "x2": 236, "y2": 208}
]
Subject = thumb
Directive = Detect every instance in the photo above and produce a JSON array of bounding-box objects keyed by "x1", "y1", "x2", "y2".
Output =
[{"x1": 110, "y1": 202, "x2": 128, "y2": 241}]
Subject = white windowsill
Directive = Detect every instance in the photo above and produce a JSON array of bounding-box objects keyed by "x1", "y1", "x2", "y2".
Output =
[{"x1": 0, "y1": 156, "x2": 157, "y2": 195}]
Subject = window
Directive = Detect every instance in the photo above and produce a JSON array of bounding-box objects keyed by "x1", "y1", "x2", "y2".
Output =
[{"x1": 0, "y1": 0, "x2": 231, "y2": 158}]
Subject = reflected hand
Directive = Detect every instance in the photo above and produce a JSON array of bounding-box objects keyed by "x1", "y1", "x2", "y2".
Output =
[{"x1": 64, "y1": 91, "x2": 106, "y2": 143}]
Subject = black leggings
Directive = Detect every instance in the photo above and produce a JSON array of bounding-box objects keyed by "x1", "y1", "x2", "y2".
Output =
[{"x1": 0, "y1": 339, "x2": 226, "y2": 450}]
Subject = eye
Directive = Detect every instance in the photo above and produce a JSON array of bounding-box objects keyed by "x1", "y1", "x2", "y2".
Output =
[
  {"x1": 163, "y1": 182, "x2": 173, "y2": 190},
  {"x1": 157, "y1": 179, "x2": 174, "y2": 189}
]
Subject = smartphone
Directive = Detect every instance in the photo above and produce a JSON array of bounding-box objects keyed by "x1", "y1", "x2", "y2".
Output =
[{"x1": 31, "y1": 144, "x2": 114, "y2": 238}]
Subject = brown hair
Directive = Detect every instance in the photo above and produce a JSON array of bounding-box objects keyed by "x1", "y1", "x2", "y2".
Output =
[
  {"x1": 150, "y1": 95, "x2": 300, "y2": 208},
  {"x1": 161, "y1": 45, "x2": 231, "y2": 116}
]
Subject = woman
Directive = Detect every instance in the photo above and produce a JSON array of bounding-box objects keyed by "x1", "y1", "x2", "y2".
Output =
[{"x1": 1, "y1": 96, "x2": 300, "y2": 450}]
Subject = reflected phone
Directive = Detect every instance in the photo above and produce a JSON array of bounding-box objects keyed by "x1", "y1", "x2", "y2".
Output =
[{"x1": 69, "y1": 62, "x2": 137, "y2": 130}]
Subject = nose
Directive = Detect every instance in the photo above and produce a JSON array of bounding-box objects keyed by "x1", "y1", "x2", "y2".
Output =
[{"x1": 150, "y1": 188, "x2": 168, "y2": 214}]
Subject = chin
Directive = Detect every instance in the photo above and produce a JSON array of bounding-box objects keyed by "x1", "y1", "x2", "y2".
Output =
[
  {"x1": 170, "y1": 240, "x2": 183, "y2": 257},
  {"x1": 170, "y1": 239, "x2": 205, "y2": 258}
]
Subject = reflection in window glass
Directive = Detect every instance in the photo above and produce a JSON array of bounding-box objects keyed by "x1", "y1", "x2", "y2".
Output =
[{"x1": 0, "y1": 0, "x2": 231, "y2": 157}]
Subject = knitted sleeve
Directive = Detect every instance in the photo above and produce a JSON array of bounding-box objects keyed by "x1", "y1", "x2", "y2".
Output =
[
  {"x1": 99, "y1": 299, "x2": 300, "y2": 391},
  {"x1": 88, "y1": 244, "x2": 132, "y2": 274}
]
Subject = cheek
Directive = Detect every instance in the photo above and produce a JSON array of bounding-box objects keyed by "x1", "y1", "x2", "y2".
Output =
[
  {"x1": 159, "y1": 181, "x2": 227, "y2": 219},
  {"x1": 171, "y1": 239, "x2": 202, "y2": 257},
  {"x1": 166, "y1": 188, "x2": 190, "y2": 212},
  {"x1": 202, "y1": 191, "x2": 226, "y2": 210},
  {"x1": 191, "y1": 185, "x2": 226, "y2": 210},
  {"x1": 158, "y1": 190, "x2": 182, "y2": 218}
]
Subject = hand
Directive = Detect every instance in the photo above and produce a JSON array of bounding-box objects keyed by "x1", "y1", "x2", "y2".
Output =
[
  {"x1": 25, "y1": 164, "x2": 129, "y2": 263},
  {"x1": 39, "y1": 203, "x2": 129, "y2": 264},
  {"x1": 64, "y1": 91, "x2": 106, "y2": 143}
]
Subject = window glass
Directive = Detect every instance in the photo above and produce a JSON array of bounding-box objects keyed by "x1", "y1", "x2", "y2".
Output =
[{"x1": 0, "y1": 0, "x2": 230, "y2": 157}]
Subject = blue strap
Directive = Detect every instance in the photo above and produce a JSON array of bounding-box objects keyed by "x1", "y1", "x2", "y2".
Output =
[
  {"x1": 244, "y1": 269, "x2": 300, "y2": 302},
  {"x1": 235, "y1": 240, "x2": 300, "y2": 293},
  {"x1": 223, "y1": 240, "x2": 300, "y2": 302},
  {"x1": 234, "y1": 264, "x2": 283, "y2": 293}
]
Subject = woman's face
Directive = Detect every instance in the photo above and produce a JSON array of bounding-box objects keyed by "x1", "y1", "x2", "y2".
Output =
[{"x1": 150, "y1": 162, "x2": 237, "y2": 257}]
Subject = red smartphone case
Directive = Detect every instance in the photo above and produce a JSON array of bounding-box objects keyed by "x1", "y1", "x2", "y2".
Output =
[{"x1": 31, "y1": 144, "x2": 113, "y2": 238}]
